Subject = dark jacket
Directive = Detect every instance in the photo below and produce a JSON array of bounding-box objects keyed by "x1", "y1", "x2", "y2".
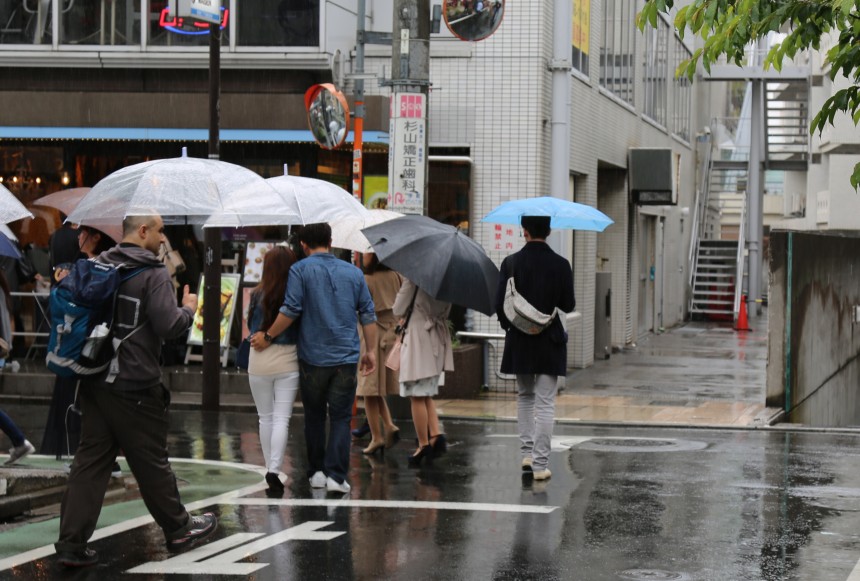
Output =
[
  {"x1": 93, "y1": 243, "x2": 194, "y2": 390},
  {"x1": 495, "y1": 241, "x2": 575, "y2": 376}
]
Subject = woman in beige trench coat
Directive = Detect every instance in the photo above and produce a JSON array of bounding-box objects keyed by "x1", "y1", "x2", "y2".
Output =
[
  {"x1": 392, "y1": 278, "x2": 454, "y2": 467},
  {"x1": 357, "y1": 253, "x2": 402, "y2": 455}
]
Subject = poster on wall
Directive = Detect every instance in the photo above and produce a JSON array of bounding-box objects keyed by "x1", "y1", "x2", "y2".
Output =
[
  {"x1": 242, "y1": 241, "x2": 281, "y2": 284},
  {"x1": 364, "y1": 176, "x2": 389, "y2": 209},
  {"x1": 187, "y1": 273, "x2": 241, "y2": 347}
]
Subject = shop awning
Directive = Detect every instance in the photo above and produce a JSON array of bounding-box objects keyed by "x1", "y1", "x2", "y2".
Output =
[{"x1": 0, "y1": 126, "x2": 389, "y2": 144}]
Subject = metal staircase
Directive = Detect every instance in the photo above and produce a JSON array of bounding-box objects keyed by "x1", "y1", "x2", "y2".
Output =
[{"x1": 765, "y1": 80, "x2": 809, "y2": 170}]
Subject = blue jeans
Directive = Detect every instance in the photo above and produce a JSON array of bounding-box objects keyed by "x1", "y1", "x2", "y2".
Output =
[
  {"x1": 299, "y1": 360, "x2": 358, "y2": 484},
  {"x1": 0, "y1": 408, "x2": 25, "y2": 448}
]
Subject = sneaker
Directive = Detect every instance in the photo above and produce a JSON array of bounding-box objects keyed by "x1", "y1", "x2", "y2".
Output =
[
  {"x1": 532, "y1": 468, "x2": 552, "y2": 481},
  {"x1": 167, "y1": 512, "x2": 218, "y2": 553},
  {"x1": 57, "y1": 547, "x2": 98, "y2": 568},
  {"x1": 325, "y1": 476, "x2": 350, "y2": 494},
  {"x1": 521, "y1": 457, "x2": 533, "y2": 472},
  {"x1": 5, "y1": 439, "x2": 35, "y2": 465},
  {"x1": 110, "y1": 462, "x2": 122, "y2": 478},
  {"x1": 309, "y1": 471, "x2": 327, "y2": 488}
]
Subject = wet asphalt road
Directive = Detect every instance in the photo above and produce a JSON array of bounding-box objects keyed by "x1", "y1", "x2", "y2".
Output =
[{"x1": 3, "y1": 404, "x2": 860, "y2": 580}]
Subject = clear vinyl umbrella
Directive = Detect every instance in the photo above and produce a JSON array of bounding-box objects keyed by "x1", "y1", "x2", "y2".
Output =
[
  {"x1": 66, "y1": 156, "x2": 292, "y2": 228},
  {"x1": 205, "y1": 174, "x2": 369, "y2": 228},
  {"x1": 330, "y1": 209, "x2": 403, "y2": 252},
  {"x1": 0, "y1": 183, "x2": 34, "y2": 224}
]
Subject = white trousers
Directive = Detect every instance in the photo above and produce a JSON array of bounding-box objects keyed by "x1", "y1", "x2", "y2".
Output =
[
  {"x1": 249, "y1": 371, "x2": 300, "y2": 474},
  {"x1": 516, "y1": 374, "x2": 559, "y2": 471}
]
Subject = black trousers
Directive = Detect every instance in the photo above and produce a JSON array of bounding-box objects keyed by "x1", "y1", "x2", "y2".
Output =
[{"x1": 55, "y1": 383, "x2": 191, "y2": 553}]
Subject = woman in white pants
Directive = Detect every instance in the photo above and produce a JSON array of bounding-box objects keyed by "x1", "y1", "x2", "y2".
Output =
[{"x1": 247, "y1": 246, "x2": 300, "y2": 494}]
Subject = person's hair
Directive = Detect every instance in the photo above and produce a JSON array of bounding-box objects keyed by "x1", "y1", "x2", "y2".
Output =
[
  {"x1": 80, "y1": 226, "x2": 116, "y2": 256},
  {"x1": 253, "y1": 246, "x2": 297, "y2": 330},
  {"x1": 122, "y1": 215, "x2": 158, "y2": 237},
  {"x1": 298, "y1": 223, "x2": 332, "y2": 250},
  {"x1": 361, "y1": 253, "x2": 390, "y2": 275},
  {"x1": 521, "y1": 216, "x2": 551, "y2": 239}
]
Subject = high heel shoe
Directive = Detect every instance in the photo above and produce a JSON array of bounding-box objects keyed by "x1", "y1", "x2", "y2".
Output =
[
  {"x1": 363, "y1": 440, "x2": 385, "y2": 455},
  {"x1": 385, "y1": 428, "x2": 401, "y2": 449},
  {"x1": 407, "y1": 445, "x2": 433, "y2": 467},
  {"x1": 430, "y1": 433, "x2": 447, "y2": 455}
]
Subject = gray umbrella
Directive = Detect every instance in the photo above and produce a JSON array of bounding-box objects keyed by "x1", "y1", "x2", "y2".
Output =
[{"x1": 361, "y1": 215, "x2": 500, "y2": 315}]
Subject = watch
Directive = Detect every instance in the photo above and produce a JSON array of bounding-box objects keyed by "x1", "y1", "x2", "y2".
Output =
[{"x1": 263, "y1": 332, "x2": 274, "y2": 343}]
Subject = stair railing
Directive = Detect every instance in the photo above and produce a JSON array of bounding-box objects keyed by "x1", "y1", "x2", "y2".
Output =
[{"x1": 688, "y1": 130, "x2": 713, "y2": 311}]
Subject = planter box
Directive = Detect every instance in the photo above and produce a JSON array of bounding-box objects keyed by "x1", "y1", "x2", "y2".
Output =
[{"x1": 440, "y1": 343, "x2": 482, "y2": 399}]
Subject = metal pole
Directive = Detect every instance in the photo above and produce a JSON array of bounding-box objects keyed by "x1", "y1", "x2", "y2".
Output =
[
  {"x1": 353, "y1": 0, "x2": 367, "y2": 204},
  {"x1": 203, "y1": 21, "x2": 222, "y2": 411},
  {"x1": 747, "y1": 79, "x2": 764, "y2": 318},
  {"x1": 550, "y1": 0, "x2": 573, "y2": 260},
  {"x1": 390, "y1": 0, "x2": 430, "y2": 216}
]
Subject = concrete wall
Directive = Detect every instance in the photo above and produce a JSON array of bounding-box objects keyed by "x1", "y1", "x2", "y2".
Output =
[{"x1": 768, "y1": 230, "x2": 860, "y2": 426}]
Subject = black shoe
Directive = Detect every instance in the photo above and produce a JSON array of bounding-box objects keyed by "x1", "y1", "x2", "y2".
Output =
[
  {"x1": 167, "y1": 512, "x2": 218, "y2": 553},
  {"x1": 351, "y1": 421, "x2": 371, "y2": 439},
  {"x1": 408, "y1": 445, "x2": 434, "y2": 468},
  {"x1": 57, "y1": 548, "x2": 98, "y2": 568},
  {"x1": 430, "y1": 433, "x2": 447, "y2": 455},
  {"x1": 265, "y1": 472, "x2": 284, "y2": 491}
]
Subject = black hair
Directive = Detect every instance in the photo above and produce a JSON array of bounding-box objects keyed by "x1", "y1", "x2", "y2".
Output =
[
  {"x1": 521, "y1": 216, "x2": 551, "y2": 239},
  {"x1": 298, "y1": 223, "x2": 332, "y2": 250}
]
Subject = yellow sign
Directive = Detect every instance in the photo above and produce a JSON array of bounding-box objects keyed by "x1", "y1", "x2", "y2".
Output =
[
  {"x1": 364, "y1": 175, "x2": 390, "y2": 209},
  {"x1": 572, "y1": 0, "x2": 590, "y2": 54}
]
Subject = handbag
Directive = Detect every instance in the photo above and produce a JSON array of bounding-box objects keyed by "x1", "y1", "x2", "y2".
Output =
[
  {"x1": 235, "y1": 337, "x2": 250, "y2": 370},
  {"x1": 159, "y1": 239, "x2": 186, "y2": 277},
  {"x1": 385, "y1": 287, "x2": 419, "y2": 371},
  {"x1": 503, "y1": 276, "x2": 558, "y2": 335}
]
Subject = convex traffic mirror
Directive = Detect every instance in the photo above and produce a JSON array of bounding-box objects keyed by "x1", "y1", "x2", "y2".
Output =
[
  {"x1": 444, "y1": 0, "x2": 505, "y2": 42},
  {"x1": 304, "y1": 84, "x2": 351, "y2": 150}
]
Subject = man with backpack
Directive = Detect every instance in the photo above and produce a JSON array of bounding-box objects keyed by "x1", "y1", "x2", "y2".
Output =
[{"x1": 54, "y1": 213, "x2": 217, "y2": 568}]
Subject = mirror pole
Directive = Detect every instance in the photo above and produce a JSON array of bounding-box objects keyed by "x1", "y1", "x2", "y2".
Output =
[
  {"x1": 203, "y1": 20, "x2": 222, "y2": 412},
  {"x1": 353, "y1": 0, "x2": 366, "y2": 205}
]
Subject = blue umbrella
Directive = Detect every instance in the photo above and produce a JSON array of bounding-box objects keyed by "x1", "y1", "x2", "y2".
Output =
[
  {"x1": 0, "y1": 231, "x2": 21, "y2": 260},
  {"x1": 481, "y1": 196, "x2": 614, "y2": 231}
]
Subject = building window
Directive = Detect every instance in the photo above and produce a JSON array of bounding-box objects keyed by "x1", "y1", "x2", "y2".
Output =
[
  {"x1": 672, "y1": 35, "x2": 692, "y2": 141},
  {"x1": 572, "y1": 0, "x2": 590, "y2": 75},
  {"x1": 642, "y1": 17, "x2": 668, "y2": 126},
  {"x1": 599, "y1": 0, "x2": 636, "y2": 105},
  {"x1": 238, "y1": 0, "x2": 319, "y2": 47}
]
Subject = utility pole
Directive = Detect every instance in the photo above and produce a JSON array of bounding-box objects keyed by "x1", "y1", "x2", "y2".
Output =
[
  {"x1": 550, "y1": 0, "x2": 573, "y2": 261},
  {"x1": 388, "y1": 0, "x2": 430, "y2": 216},
  {"x1": 203, "y1": 20, "x2": 221, "y2": 411},
  {"x1": 352, "y1": 0, "x2": 368, "y2": 204}
]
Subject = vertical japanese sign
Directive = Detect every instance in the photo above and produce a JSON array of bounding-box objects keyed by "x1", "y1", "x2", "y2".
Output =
[
  {"x1": 388, "y1": 93, "x2": 426, "y2": 214},
  {"x1": 492, "y1": 223, "x2": 518, "y2": 252}
]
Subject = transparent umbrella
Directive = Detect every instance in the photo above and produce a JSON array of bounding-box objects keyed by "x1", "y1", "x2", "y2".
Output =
[
  {"x1": 330, "y1": 209, "x2": 403, "y2": 252},
  {"x1": 205, "y1": 174, "x2": 369, "y2": 228},
  {"x1": 0, "y1": 183, "x2": 34, "y2": 224},
  {"x1": 66, "y1": 156, "x2": 291, "y2": 228}
]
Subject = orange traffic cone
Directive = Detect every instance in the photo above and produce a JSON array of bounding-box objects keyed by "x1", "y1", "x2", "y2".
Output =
[{"x1": 735, "y1": 295, "x2": 751, "y2": 331}]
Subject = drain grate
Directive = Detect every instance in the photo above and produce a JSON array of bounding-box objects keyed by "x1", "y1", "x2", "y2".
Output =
[
  {"x1": 618, "y1": 570, "x2": 690, "y2": 581},
  {"x1": 574, "y1": 438, "x2": 708, "y2": 453}
]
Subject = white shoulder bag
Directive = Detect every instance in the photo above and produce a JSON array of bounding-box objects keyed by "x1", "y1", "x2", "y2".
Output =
[{"x1": 503, "y1": 277, "x2": 559, "y2": 335}]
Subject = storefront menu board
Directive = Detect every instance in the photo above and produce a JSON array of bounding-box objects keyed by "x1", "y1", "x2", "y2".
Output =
[
  {"x1": 187, "y1": 273, "x2": 241, "y2": 347},
  {"x1": 243, "y1": 241, "x2": 281, "y2": 284}
]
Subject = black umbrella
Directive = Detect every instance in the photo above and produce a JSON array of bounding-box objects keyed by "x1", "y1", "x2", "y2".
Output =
[{"x1": 361, "y1": 215, "x2": 500, "y2": 315}]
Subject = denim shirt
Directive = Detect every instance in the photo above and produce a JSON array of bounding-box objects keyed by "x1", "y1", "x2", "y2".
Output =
[
  {"x1": 248, "y1": 292, "x2": 298, "y2": 345},
  {"x1": 279, "y1": 252, "x2": 376, "y2": 366}
]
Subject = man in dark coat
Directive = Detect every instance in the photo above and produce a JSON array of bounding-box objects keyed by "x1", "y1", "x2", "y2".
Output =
[{"x1": 495, "y1": 215, "x2": 574, "y2": 481}]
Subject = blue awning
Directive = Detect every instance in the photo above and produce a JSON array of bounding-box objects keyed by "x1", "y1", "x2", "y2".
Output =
[{"x1": 0, "y1": 126, "x2": 389, "y2": 144}]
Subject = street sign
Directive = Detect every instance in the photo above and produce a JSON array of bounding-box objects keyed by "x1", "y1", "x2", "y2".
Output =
[
  {"x1": 388, "y1": 93, "x2": 426, "y2": 214},
  {"x1": 168, "y1": 0, "x2": 222, "y2": 24}
]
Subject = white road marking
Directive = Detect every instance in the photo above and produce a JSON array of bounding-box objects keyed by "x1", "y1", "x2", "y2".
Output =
[
  {"x1": 226, "y1": 498, "x2": 559, "y2": 514},
  {"x1": 127, "y1": 533, "x2": 265, "y2": 574}
]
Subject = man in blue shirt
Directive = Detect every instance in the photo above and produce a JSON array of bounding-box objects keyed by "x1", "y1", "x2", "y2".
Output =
[{"x1": 251, "y1": 223, "x2": 377, "y2": 494}]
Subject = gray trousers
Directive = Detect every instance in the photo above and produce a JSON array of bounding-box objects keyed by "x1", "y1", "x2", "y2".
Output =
[{"x1": 516, "y1": 374, "x2": 559, "y2": 471}]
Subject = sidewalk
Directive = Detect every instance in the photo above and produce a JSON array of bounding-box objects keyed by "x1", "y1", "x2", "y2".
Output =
[{"x1": 167, "y1": 314, "x2": 773, "y2": 428}]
